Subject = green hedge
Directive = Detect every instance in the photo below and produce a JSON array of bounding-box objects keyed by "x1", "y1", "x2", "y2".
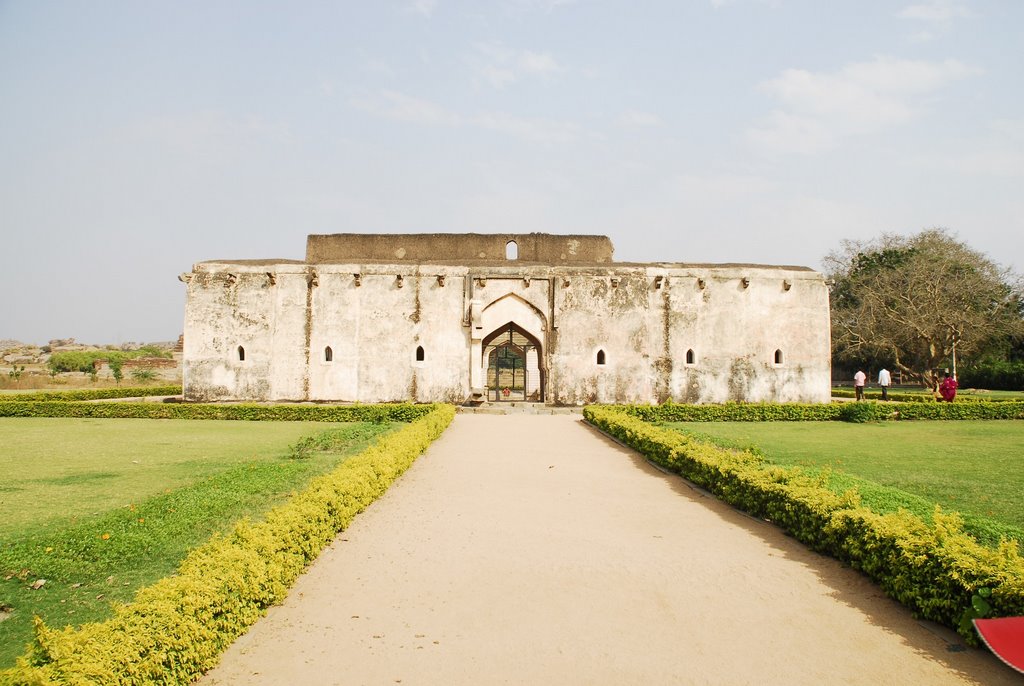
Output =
[
  {"x1": 623, "y1": 402, "x2": 842, "y2": 422},
  {"x1": 0, "y1": 404, "x2": 456, "y2": 685},
  {"x1": 832, "y1": 389, "x2": 1022, "y2": 403},
  {"x1": 0, "y1": 386, "x2": 182, "y2": 403},
  {"x1": 0, "y1": 401, "x2": 434, "y2": 423},
  {"x1": 584, "y1": 406, "x2": 1024, "y2": 642},
  {"x1": 615, "y1": 400, "x2": 1024, "y2": 422},
  {"x1": 892, "y1": 401, "x2": 1024, "y2": 420},
  {"x1": 832, "y1": 389, "x2": 935, "y2": 402},
  {"x1": 959, "y1": 361, "x2": 1024, "y2": 391}
]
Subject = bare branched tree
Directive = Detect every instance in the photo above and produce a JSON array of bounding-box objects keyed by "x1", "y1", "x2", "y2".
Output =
[{"x1": 825, "y1": 229, "x2": 1024, "y2": 386}]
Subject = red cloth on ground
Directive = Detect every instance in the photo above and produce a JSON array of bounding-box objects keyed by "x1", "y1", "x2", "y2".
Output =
[{"x1": 974, "y1": 617, "x2": 1024, "y2": 674}]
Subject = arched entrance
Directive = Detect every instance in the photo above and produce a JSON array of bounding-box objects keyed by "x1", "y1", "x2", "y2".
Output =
[{"x1": 482, "y1": 322, "x2": 543, "y2": 402}]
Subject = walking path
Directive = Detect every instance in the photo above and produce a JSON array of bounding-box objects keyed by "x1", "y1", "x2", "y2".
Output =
[{"x1": 202, "y1": 415, "x2": 1016, "y2": 685}]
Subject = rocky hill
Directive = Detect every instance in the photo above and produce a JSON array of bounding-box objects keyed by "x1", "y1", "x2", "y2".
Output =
[{"x1": 2, "y1": 338, "x2": 178, "y2": 366}]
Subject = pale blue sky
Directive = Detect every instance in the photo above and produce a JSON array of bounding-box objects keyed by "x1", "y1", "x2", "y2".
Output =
[{"x1": 2, "y1": 0, "x2": 1022, "y2": 345}]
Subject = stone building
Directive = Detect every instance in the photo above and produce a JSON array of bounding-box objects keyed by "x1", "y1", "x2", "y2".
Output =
[{"x1": 179, "y1": 233, "x2": 831, "y2": 405}]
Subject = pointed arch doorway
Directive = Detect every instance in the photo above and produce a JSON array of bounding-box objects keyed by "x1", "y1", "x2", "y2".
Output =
[{"x1": 482, "y1": 322, "x2": 543, "y2": 402}]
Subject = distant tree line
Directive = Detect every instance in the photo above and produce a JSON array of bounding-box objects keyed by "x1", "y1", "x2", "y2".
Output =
[
  {"x1": 48, "y1": 346, "x2": 172, "y2": 375},
  {"x1": 826, "y1": 229, "x2": 1024, "y2": 389}
]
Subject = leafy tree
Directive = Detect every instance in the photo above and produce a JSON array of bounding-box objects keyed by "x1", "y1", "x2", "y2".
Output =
[
  {"x1": 825, "y1": 229, "x2": 1024, "y2": 386},
  {"x1": 8, "y1": 365, "x2": 25, "y2": 383},
  {"x1": 110, "y1": 359, "x2": 124, "y2": 384}
]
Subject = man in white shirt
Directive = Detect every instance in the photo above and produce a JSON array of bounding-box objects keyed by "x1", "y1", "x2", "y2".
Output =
[
  {"x1": 878, "y1": 368, "x2": 892, "y2": 401},
  {"x1": 854, "y1": 369, "x2": 867, "y2": 401}
]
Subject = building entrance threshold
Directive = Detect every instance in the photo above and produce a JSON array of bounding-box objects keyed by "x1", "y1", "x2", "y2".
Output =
[{"x1": 457, "y1": 402, "x2": 582, "y2": 415}]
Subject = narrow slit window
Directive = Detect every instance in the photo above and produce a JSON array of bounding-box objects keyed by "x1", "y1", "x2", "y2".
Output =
[
  {"x1": 416, "y1": 345, "x2": 425, "y2": 362},
  {"x1": 774, "y1": 349, "x2": 784, "y2": 365},
  {"x1": 324, "y1": 346, "x2": 333, "y2": 362},
  {"x1": 596, "y1": 349, "x2": 606, "y2": 365},
  {"x1": 237, "y1": 346, "x2": 245, "y2": 362},
  {"x1": 686, "y1": 349, "x2": 695, "y2": 365},
  {"x1": 505, "y1": 240, "x2": 518, "y2": 260}
]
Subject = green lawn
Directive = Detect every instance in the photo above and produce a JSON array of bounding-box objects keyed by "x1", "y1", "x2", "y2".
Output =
[
  {"x1": 0, "y1": 418, "x2": 358, "y2": 538},
  {"x1": 0, "y1": 418, "x2": 394, "y2": 667},
  {"x1": 665, "y1": 420, "x2": 1024, "y2": 546}
]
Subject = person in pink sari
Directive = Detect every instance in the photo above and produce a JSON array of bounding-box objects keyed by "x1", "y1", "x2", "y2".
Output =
[{"x1": 938, "y1": 372, "x2": 958, "y2": 402}]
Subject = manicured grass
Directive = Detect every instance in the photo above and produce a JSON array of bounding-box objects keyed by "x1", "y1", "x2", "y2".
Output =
[
  {"x1": 0, "y1": 418, "x2": 353, "y2": 539},
  {"x1": 665, "y1": 420, "x2": 1024, "y2": 547},
  {"x1": 0, "y1": 418, "x2": 395, "y2": 668}
]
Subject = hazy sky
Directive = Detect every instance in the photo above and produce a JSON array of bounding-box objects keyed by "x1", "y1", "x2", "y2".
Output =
[{"x1": 2, "y1": 0, "x2": 1022, "y2": 345}]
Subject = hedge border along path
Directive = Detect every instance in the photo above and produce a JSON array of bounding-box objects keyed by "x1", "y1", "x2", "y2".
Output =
[
  {"x1": 0, "y1": 386, "x2": 182, "y2": 403},
  {"x1": 583, "y1": 406, "x2": 1024, "y2": 645},
  {"x1": 618, "y1": 400, "x2": 1024, "y2": 422},
  {"x1": 831, "y1": 389, "x2": 1024, "y2": 403},
  {"x1": 0, "y1": 404, "x2": 456, "y2": 686},
  {"x1": 0, "y1": 401, "x2": 433, "y2": 423}
]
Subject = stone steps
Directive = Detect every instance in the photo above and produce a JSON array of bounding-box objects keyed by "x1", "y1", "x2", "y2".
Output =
[{"x1": 457, "y1": 402, "x2": 582, "y2": 415}]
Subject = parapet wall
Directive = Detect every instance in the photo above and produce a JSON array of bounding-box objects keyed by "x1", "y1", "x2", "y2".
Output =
[{"x1": 306, "y1": 233, "x2": 614, "y2": 264}]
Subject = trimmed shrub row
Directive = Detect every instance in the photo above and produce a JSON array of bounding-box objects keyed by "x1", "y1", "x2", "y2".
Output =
[
  {"x1": 0, "y1": 404, "x2": 456, "y2": 685},
  {"x1": 624, "y1": 402, "x2": 841, "y2": 422},
  {"x1": 829, "y1": 401, "x2": 1024, "y2": 422},
  {"x1": 0, "y1": 401, "x2": 434, "y2": 423},
  {"x1": 832, "y1": 389, "x2": 1019, "y2": 403},
  {"x1": 617, "y1": 400, "x2": 1024, "y2": 422},
  {"x1": 0, "y1": 386, "x2": 182, "y2": 403},
  {"x1": 892, "y1": 401, "x2": 1024, "y2": 420},
  {"x1": 832, "y1": 389, "x2": 928, "y2": 402},
  {"x1": 583, "y1": 406, "x2": 1024, "y2": 642}
]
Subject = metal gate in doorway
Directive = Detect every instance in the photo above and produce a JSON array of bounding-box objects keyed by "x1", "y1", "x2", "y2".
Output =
[{"x1": 484, "y1": 325, "x2": 539, "y2": 402}]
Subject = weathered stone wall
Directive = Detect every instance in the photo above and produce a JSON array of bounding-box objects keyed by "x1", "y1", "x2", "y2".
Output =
[
  {"x1": 181, "y1": 245, "x2": 830, "y2": 405},
  {"x1": 545, "y1": 267, "x2": 830, "y2": 405},
  {"x1": 306, "y1": 268, "x2": 470, "y2": 403},
  {"x1": 92, "y1": 357, "x2": 180, "y2": 381},
  {"x1": 306, "y1": 233, "x2": 613, "y2": 264},
  {"x1": 551, "y1": 269, "x2": 661, "y2": 405},
  {"x1": 182, "y1": 269, "x2": 291, "y2": 401},
  {"x1": 183, "y1": 265, "x2": 477, "y2": 403}
]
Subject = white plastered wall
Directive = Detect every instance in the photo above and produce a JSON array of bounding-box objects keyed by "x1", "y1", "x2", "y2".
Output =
[{"x1": 182, "y1": 261, "x2": 831, "y2": 404}]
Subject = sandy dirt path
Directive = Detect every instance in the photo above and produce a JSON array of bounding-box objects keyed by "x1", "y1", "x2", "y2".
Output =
[{"x1": 201, "y1": 415, "x2": 1017, "y2": 685}]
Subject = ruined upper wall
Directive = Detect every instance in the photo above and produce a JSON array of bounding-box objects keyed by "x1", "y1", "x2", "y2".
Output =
[{"x1": 306, "y1": 233, "x2": 614, "y2": 264}]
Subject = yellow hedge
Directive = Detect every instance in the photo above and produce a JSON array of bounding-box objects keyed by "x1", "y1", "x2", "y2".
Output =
[{"x1": 1, "y1": 404, "x2": 456, "y2": 686}]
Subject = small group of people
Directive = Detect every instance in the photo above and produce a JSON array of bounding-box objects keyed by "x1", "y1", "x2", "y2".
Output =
[
  {"x1": 853, "y1": 369, "x2": 888, "y2": 401},
  {"x1": 852, "y1": 367, "x2": 957, "y2": 402}
]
